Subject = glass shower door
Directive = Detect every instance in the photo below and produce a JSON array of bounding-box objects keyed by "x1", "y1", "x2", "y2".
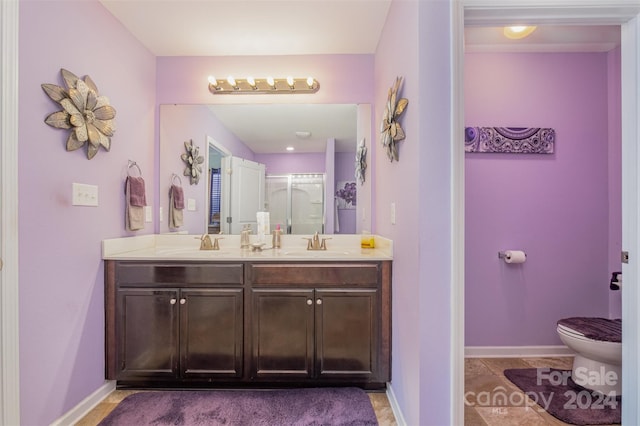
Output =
[
  {"x1": 265, "y1": 174, "x2": 324, "y2": 234},
  {"x1": 290, "y1": 174, "x2": 324, "y2": 235}
]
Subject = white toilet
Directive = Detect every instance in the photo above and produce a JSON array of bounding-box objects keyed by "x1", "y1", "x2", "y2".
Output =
[{"x1": 557, "y1": 317, "x2": 622, "y2": 396}]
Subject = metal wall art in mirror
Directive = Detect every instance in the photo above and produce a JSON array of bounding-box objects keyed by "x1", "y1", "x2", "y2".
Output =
[
  {"x1": 355, "y1": 138, "x2": 367, "y2": 184},
  {"x1": 380, "y1": 76, "x2": 408, "y2": 162},
  {"x1": 181, "y1": 139, "x2": 205, "y2": 184},
  {"x1": 42, "y1": 69, "x2": 116, "y2": 160}
]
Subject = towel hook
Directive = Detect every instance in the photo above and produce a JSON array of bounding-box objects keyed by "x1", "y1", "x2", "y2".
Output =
[
  {"x1": 171, "y1": 173, "x2": 182, "y2": 186},
  {"x1": 127, "y1": 160, "x2": 142, "y2": 177}
]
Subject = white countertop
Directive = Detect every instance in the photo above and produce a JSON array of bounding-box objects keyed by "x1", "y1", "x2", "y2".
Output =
[{"x1": 102, "y1": 233, "x2": 393, "y2": 261}]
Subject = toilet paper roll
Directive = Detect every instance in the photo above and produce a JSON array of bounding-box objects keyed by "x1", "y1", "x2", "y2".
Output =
[{"x1": 504, "y1": 250, "x2": 526, "y2": 264}]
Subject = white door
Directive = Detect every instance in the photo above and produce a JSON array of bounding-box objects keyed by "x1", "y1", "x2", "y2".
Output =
[
  {"x1": 1, "y1": 0, "x2": 20, "y2": 423},
  {"x1": 221, "y1": 156, "x2": 265, "y2": 234}
]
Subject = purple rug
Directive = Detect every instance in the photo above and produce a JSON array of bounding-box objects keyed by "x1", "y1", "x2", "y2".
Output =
[
  {"x1": 504, "y1": 368, "x2": 620, "y2": 425},
  {"x1": 98, "y1": 387, "x2": 378, "y2": 426}
]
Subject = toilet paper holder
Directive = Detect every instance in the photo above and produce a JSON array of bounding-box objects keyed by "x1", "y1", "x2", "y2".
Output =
[{"x1": 498, "y1": 250, "x2": 527, "y2": 259}]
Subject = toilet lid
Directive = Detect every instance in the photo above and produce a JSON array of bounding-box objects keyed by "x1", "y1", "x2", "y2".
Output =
[{"x1": 557, "y1": 317, "x2": 621, "y2": 343}]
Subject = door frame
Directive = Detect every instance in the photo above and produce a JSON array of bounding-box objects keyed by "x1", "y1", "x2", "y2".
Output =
[
  {"x1": 0, "y1": 0, "x2": 20, "y2": 424},
  {"x1": 452, "y1": 1, "x2": 640, "y2": 424}
]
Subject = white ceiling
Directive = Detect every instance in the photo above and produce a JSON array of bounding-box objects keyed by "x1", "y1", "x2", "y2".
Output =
[
  {"x1": 99, "y1": 1, "x2": 621, "y2": 154},
  {"x1": 99, "y1": 0, "x2": 393, "y2": 56}
]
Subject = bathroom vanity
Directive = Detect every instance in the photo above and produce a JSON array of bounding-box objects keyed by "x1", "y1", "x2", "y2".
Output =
[{"x1": 103, "y1": 234, "x2": 392, "y2": 390}]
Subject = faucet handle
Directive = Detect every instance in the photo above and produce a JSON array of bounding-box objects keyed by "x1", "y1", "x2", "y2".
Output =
[
  {"x1": 319, "y1": 237, "x2": 331, "y2": 250},
  {"x1": 212, "y1": 236, "x2": 224, "y2": 250},
  {"x1": 303, "y1": 237, "x2": 313, "y2": 250}
]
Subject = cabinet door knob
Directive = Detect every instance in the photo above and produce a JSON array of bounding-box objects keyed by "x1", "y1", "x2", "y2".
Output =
[
  {"x1": 316, "y1": 299, "x2": 322, "y2": 305},
  {"x1": 306, "y1": 299, "x2": 313, "y2": 305},
  {"x1": 170, "y1": 298, "x2": 177, "y2": 305},
  {"x1": 180, "y1": 298, "x2": 186, "y2": 305}
]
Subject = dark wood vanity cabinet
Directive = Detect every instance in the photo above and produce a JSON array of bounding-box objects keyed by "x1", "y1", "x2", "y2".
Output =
[
  {"x1": 106, "y1": 262, "x2": 244, "y2": 383},
  {"x1": 105, "y1": 260, "x2": 391, "y2": 388},
  {"x1": 251, "y1": 288, "x2": 378, "y2": 381},
  {"x1": 248, "y1": 262, "x2": 390, "y2": 386}
]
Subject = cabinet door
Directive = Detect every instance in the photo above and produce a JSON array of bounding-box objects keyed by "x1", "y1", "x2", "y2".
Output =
[
  {"x1": 315, "y1": 289, "x2": 378, "y2": 380},
  {"x1": 116, "y1": 289, "x2": 178, "y2": 379},
  {"x1": 180, "y1": 288, "x2": 243, "y2": 378},
  {"x1": 251, "y1": 289, "x2": 314, "y2": 379}
]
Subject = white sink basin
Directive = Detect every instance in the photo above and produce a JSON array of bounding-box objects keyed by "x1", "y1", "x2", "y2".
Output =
[
  {"x1": 154, "y1": 247, "x2": 232, "y2": 257},
  {"x1": 282, "y1": 250, "x2": 351, "y2": 258}
]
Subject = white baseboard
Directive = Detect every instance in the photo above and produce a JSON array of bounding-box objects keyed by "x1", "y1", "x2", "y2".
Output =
[
  {"x1": 385, "y1": 383, "x2": 407, "y2": 426},
  {"x1": 465, "y1": 345, "x2": 575, "y2": 358},
  {"x1": 49, "y1": 380, "x2": 116, "y2": 426}
]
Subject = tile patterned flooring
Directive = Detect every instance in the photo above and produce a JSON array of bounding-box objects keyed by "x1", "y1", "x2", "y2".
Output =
[
  {"x1": 465, "y1": 356, "x2": 619, "y2": 426},
  {"x1": 77, "y1": 357, "x2": 617, "y2": 426},
  {"x1": 76, "y1": 388, "x2": 398, "y2": 425}
]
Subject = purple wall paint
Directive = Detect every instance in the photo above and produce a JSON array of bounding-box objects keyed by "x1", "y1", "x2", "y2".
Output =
[
  {"x1": 255, "y1": 152, "x2": 326, "y2": 174},
  {"x1": 464, "y1": 52, "x2": 617, "y2": 346},
  {"x1": 159, "y1": 104, "x2": 254, "y2": 234},
  {"x1": 335, "y1": 151, "x2": 357, "y2": 234},
  {"x1": 18, "y1": 1, "x2": 156, "y2": 424},
  {"x1": 375, "y1": 1, "x2": 459, "y2": 424}
]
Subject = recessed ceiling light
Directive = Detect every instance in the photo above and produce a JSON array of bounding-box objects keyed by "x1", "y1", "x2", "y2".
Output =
[
  {"x1": 295, "y1": 131, "x2": 311, "y2": 139},
  {"x1": 503, "y1": 26, "x2": 537, "y2": 39},
  {"x1": 286, "y1": 146, "x2": 295, "y2": 151}
]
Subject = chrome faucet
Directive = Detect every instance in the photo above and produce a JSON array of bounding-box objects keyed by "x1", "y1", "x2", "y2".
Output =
[{"x1": 305, "y1": 232, "x2": 331, "y2": 250}]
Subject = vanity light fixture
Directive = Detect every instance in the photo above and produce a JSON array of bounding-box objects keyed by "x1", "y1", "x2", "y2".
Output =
[
  {"x1": 208, "y1": 75, "x2": 320, "y2": 94},
  {"x1": 503, "y1": 25, "x2": 537, "y2": 39}
]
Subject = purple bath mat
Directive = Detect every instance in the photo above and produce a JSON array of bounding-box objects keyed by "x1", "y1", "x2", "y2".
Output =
[
  {"x1": 98, "y1": 387, "x2": 378, "y2": 426},
  {"x1": 504, "y1": 368, "x2": 620, "y2": 425}
]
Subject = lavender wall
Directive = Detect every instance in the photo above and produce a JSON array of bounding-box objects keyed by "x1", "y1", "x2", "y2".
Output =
[
  {"x1": 255, "y1": 152, "x2": 326, "y2": 174},
  {"x1": 18, "y1": 1, "x2": 156, "y2": 424},
  {"x1": 159, "y1": 104, "x2": 254, "y2": 234},
  {"x1": 375, "y1": 1, "x2": 458, "y2": 424},
  {"x1": 464, "y1": 52, "x2": 616, "y2": 346}
]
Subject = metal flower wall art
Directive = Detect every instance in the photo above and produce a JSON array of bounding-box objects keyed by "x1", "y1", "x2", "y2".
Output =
[
  {"x1": 355, "y1": 138, "x2": 367, "y2": 184},
  {"x1": 181, "y1": 139, "x2": 205, "y2": 185},
  {"x1": 42, "y1": 69, "x2": 116, "y2": 160},
  {"x1": 380, "y1": 76, "x2": 408, "y2": 162}
]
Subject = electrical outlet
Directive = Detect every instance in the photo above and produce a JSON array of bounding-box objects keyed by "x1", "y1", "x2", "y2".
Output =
[
  {"x1": 72, "y1": 183, "x2": 98, "y2": 206},
  {"x1": 390, "y1": 202, "x2": 396, "y2": 225}
]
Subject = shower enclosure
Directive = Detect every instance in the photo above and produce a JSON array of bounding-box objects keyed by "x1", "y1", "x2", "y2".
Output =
[{"x1": 265, "y1": 174, "x2": 325, "y2": 234}]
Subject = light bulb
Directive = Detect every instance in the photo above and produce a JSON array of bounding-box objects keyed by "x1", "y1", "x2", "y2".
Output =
[
  {"x1": 208, "y1": 75, "x2": 218, "y2": 85},
  {"x1": 306, "y1": 77, "x2": 314, "y2": 88},
  {"x1": 247, "y1": 76, "x2": 256, "y2": 87},
  {"x1": 286, "y1": 76, "x2": 295, "y2": 88},
  {"x1": 227, "y1": 76, "x2": 236, "y2": 87},
  {"x1": 266, "y1": 76, "x2": 275, "y2": 87}
]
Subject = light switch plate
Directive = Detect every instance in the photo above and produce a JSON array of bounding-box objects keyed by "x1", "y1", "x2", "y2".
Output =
[
  {"x1": 72, "y1": 183, "x2": 98, "y2": 206},
  {"x1": 145, "y1": 206, "x2": 153, "y2": 222},
  {"x1": 159, "y1": 207, "x2": 164, "y2": 222},
  {"x1": 187, "y1": 198, "x2": 196, "y2": 211}
]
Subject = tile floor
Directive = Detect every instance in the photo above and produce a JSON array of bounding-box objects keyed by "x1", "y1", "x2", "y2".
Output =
[
  {"x1": 75, "y1": 388, "x2": 397, "y2": 425},
  {"x1": 465, "y1": 356, "x2": 619, "y2": 426}
]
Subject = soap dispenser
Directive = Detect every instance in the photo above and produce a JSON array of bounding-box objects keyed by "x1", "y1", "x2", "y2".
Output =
[{"x1": 272, "y1": 224, "x2": 282, "y2": 249}]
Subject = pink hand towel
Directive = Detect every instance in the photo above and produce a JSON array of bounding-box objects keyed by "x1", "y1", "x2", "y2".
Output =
[
  {"x1": 171, "y1": 184, "x2": 185, "y2": 209},
  {"x1": 127, "y1": 176, "x2": 147, "y2": 207}
]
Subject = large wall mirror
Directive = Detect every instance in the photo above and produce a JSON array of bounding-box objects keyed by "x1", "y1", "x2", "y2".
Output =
[{"x1": 159, "y1": 103, "x2": 372, "y2": 235}]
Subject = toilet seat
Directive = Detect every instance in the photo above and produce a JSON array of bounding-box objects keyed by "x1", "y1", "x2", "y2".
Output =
[{"x1": 557, "y1": 317, "x2": 621, "y2": 343}]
